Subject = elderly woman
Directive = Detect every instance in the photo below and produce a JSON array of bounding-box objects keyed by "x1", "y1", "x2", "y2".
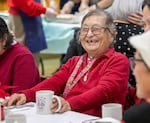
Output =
[
  {"x1": 0, "y1": 17, "x2": 40, "y2": 95},
  {"x1": 3, "y1": 10, "x2": 129, "y2": 117}
]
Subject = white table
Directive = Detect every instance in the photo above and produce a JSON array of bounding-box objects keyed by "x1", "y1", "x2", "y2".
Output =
[{"x1": 1, "y1": 103, "x2": 120, "y2": 123}]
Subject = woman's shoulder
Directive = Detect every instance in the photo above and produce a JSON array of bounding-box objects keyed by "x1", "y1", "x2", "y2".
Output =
[
  {"x1": 108, "y1": 48, "x2": 129, "y2": 62},
  {"x1": 5, "y1": 42, "x2": 34, "y2": 62},
  {"x1": 11, "y1": 42, "x2": 33, "y2": 55},
  {"x1": 106, "y1": 49, "x2": 129, "y2": 66}
]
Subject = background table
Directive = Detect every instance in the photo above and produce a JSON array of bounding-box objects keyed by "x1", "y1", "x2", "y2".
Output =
[
  {"x1": 0, "y1": 12, "x2": 80, "y2": 54},
  {"x1": 42, "y1": 19, "x2": 80, "y2": 54}
]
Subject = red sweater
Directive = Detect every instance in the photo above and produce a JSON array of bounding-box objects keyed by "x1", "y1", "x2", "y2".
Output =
[
  {"x1": 22, "y1": 48, "x2": 130, "y2": 117},
  {"x1": 7, "y1": 0, "x2": 46, "y2": 16},
  {"x1": 0, "y1": 42, "x2": 40, "y2": 94}
]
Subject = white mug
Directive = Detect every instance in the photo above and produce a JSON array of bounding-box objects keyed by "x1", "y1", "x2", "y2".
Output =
[
  {"x1": 36, "y1": 90, "x2": 61, "y2": 114},
  {"x1": 5, "y1": 114, "x2": 26, "y2": 123},
  {"x1": 102, "y1": 103, "x2": 122, "y2": 121}
]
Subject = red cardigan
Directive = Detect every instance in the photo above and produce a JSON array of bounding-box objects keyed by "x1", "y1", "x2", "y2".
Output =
[
  {"x1": 7, "y1": 0, "x2": 46, "y2": 16},
  {"x1": 0, "y1": 42, "x2": 40, "y2": 94},
  {"x1": 22, "y1": 48, "x2": 130, "y2": 116}
]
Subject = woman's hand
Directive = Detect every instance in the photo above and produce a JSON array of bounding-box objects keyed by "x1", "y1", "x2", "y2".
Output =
[
  {"x1": 127, "y1": 12, "x2": 143, "y2": 26},
  {"x1": 1, "y1": 93, "x2": 27, "y2": 106},
  {"x1": 50, "y1": 96, "x2": 71, "y2": 113},
  {"x1": 61, "y1": 1, "x2": 74, "y2": 14},
  {"x1": 78, "y1": 2, "x2": 89, "y2": 12}
]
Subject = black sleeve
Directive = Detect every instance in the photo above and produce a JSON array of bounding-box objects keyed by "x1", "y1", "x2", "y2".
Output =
[{"x1": 123, "y1": 100, "x2": 150, "y2": 123}]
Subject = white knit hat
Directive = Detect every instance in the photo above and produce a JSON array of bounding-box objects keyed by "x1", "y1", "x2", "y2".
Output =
[{"x1": 129, "y1": 31, "x2": 150, "y2": 69}]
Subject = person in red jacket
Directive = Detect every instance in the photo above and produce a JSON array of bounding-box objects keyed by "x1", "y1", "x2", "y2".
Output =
[
  {"x1": 3, "y1": 10, "x2": 129, "y2": 117},
  {"x1": 7, "y1": 0, "x2": 56, "y2": 66},
  {"x1": 0, "y1": 17, "x2": 40, "y2": 95}
]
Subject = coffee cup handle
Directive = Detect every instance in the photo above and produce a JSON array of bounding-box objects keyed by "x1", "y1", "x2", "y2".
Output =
[{"x1": 53, "y1": 95, "x2": 61, "y2": 113}]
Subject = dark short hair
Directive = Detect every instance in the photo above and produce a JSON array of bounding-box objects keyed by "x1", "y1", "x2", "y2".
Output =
[
  {"x1": 0, "y1": 17, "x2": 13, "y2": 49},
  {"x1": 81, "y1": 9, "x2": 115, "y2": 29},
  {"x1": 142, "y1": 0, "x2": 150, "y2": 10}
]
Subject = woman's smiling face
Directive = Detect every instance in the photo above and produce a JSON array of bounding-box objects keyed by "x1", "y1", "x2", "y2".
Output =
[{"x1": 80, "y1": 15, "x2": 114, "y2": 57}]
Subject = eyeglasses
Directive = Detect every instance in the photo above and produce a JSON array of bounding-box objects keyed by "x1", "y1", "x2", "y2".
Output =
[
  {"x1": 80, "y1": 25, "x2": 108, "y2": 36},
  {"x1": 129, "y1": 57, "x2": 149, "y2": 71}
]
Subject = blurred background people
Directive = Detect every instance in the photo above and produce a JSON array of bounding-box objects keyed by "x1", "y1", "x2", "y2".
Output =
[
  {"x1": 78, "y1": 0, "x2": 114, "y2": 11},
  {"x1": 105, "y1": 0, "x2": 144, "y2": 87},
  {"x1": 3, "y1": 10, "x2": 129, "y2": 117},
  {"x1": 60, "y1": 0, "x2": 114, "y2": 14},
  {"x1": 60, "y1": 0, "x2": 80, "y2": 14},
  {"x1": 0, "y1": 17, "x2": 40, "y2": 95},
  {"x1": 7, "y1": 0, "x2": 56, "y2": 66}
]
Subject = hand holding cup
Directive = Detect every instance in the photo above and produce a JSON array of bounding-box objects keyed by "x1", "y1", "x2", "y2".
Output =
[
  {"x1": 51, "y1": 96, "x2": 71, "y2": 113},
  {"x1": 36, "y1": 90, "x2": 61, "y2": 114}
]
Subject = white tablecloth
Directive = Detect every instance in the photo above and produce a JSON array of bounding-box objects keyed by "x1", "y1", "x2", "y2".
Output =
[{"x1": 1, "y1": 103, "x2": 120, "y2": 123}]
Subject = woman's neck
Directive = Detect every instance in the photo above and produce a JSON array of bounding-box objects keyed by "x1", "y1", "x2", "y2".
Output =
[{"x1": 88, "y1": 52, "x2": 102, "y2": 59}]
